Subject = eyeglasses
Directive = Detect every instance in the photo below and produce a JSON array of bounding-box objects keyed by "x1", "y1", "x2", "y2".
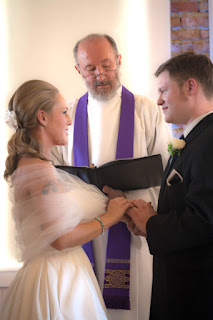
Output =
[{"x1": 79, "y1": 64, "x2": 118, "y2": 82}]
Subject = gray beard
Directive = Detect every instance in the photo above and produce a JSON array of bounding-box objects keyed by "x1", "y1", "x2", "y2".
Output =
[
  {"x1": 84, "y1": 72, "x2": 121, "y2": 102},
  {"x1": 87, "y1": 85, "x2": 120, "y2": 102}
]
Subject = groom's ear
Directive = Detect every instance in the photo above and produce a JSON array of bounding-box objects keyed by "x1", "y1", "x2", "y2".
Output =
[
  {"x1": 186, "y1": 78, "x2": 198, "y2": 96},
  {"x1": 37, "y1": 110, "x2": 48, "y2": 126}
]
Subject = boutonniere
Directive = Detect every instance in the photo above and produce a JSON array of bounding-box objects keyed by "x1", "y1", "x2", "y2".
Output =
[{"x1": 168, "y1": 138, "x2": 186, "y2": 163}]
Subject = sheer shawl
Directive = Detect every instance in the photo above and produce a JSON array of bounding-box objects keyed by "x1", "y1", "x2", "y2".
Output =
[{"x1": 10, "y1": 163, "x2": 107, "y2": 262}]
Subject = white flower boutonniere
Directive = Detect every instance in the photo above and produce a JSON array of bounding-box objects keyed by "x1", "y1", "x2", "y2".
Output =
[{"x1": 168, "y1": 138, "x2": 186, "y2": 163}]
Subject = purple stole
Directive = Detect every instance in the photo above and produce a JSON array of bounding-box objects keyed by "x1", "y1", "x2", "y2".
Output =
[{"x1": 73, "y1": 86, "x2": 135, "y2": 309}]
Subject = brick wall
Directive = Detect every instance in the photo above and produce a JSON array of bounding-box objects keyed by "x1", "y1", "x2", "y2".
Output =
[
  {"x1": 171, "y1": 0, "x2": 209, "y2": 57},
  {"x1": 170, "y1": 1, "x2": 210, "y2": 137}
]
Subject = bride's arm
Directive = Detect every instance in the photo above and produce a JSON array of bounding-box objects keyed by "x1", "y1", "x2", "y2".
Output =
[
  {"x1": 51, "y1": 197, "x2": 132, "y2": 250},
  {"x1": 22, "y1": 160, "x2": 132, "y2": 251}
]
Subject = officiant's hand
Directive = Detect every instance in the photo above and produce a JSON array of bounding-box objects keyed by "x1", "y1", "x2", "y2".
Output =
[
  {"x1": 102, "y1": 185, "x2": 126, "y2": 205},
  {"x1": 127, "y1": 199, "x2": 157, "y2": 235}
]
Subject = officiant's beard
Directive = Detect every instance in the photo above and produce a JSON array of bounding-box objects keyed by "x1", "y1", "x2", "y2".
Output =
[{"x1": 84, "y1": 70, "x2": 121, "y2": 102}]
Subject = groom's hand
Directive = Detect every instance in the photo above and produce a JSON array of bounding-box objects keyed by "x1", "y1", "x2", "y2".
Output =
[
  {"x1": 126, "y1": 217, "x2": 147, "y2": 237},
  {"x1": 127, "y1": 199, "x2": 157, "y2": 235}
]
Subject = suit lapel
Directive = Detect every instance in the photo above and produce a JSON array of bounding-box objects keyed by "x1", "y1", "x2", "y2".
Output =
[{"x1": 159, "y1": 114, "x2": 213, "y2": 200}]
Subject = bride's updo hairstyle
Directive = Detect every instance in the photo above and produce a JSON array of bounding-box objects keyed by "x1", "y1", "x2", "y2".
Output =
[{"x1": 4, "y1": 80, "x2": 59, "y2": 181}]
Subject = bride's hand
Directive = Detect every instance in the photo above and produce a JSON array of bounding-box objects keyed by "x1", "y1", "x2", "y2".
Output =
[{"x1": 106, "y1": 197, "x2": 132, "y2": 224}]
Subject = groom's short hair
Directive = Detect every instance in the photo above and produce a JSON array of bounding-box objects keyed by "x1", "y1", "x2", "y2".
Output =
[{"x1": 155, "y1": 51, "x2": 213, "y2": 99}]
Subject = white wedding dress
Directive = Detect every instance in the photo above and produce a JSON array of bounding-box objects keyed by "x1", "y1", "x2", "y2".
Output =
[{"x1": 0, "y1": 163, "x2": 108, "y2": 320}]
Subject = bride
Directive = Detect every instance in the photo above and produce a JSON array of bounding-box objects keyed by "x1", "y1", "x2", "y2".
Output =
[{"x1": 0, "y1": 80, "x2": 132, "y2": 320}]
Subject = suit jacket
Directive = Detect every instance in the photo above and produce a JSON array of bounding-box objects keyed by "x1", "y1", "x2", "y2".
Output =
[{"x1": 146, "y1": 113, "x2": 213, "y2": 320}]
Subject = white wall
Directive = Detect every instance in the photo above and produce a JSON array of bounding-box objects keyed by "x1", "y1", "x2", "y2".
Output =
[
  {"x1": 4, "y1": 0, "x2": 171, "y2": 102},
  {"x1": 0, "y1": 0, "x2": 170, "y2": 271}
]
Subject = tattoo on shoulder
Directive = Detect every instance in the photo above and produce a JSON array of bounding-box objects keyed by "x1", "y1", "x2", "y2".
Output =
[{"x1": 41, "y1": 180, "x2": 58, "y2": 195}]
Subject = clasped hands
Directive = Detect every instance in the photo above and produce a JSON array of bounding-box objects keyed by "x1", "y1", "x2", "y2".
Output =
[{"x1": 103, "y1": 185, "x2": 157, "y2": 237}]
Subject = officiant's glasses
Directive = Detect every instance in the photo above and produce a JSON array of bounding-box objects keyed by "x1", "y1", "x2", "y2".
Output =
[{"x1": 78, "y1": 58, "x2": 118, "y2": 82}]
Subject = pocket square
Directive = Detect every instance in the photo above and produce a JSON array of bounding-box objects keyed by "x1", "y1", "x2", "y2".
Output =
[{"x1": 166, "y1": 169, "x2": 183, "y2": 186}]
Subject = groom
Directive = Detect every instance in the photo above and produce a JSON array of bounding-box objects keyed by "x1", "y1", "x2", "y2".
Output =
[{"x1": 127, "y1": 51, "x2": 213, "y2": 320}]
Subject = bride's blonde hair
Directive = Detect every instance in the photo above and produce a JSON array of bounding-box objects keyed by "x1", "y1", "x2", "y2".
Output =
[{"x1": 4, "y1": 80, "x2": 59, "y2": 181}]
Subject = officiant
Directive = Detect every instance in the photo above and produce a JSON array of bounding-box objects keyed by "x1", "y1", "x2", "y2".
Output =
[{"x1": 51, "y1": 33, "x2": 171, "y2": 320}]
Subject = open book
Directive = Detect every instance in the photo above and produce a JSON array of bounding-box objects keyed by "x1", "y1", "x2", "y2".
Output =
[{"x1": 55, "y1": 154, "x2": 163, "y2": 191}]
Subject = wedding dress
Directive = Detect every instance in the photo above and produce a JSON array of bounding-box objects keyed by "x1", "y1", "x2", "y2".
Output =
[{"x1": 0, "y1": 163, "x2": 108, "y2": 320}]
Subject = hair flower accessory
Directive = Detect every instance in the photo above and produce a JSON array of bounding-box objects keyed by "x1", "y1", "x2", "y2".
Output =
[
  {"x1": 168, "y1": 138, "x2": 186, "y2": 163},
  {"x1": 5, "y1": 110, "x2": 18, "y2": 131}
]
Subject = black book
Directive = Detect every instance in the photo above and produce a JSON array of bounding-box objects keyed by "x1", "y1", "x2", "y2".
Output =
[{"x1": 55, "y1": 154, "x2": 163, "y2": 191}]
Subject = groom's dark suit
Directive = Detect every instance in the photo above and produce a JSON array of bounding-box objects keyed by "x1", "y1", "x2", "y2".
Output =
[{"x1": 146, "y1": 113, "x2": 213, "y2": 320}]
